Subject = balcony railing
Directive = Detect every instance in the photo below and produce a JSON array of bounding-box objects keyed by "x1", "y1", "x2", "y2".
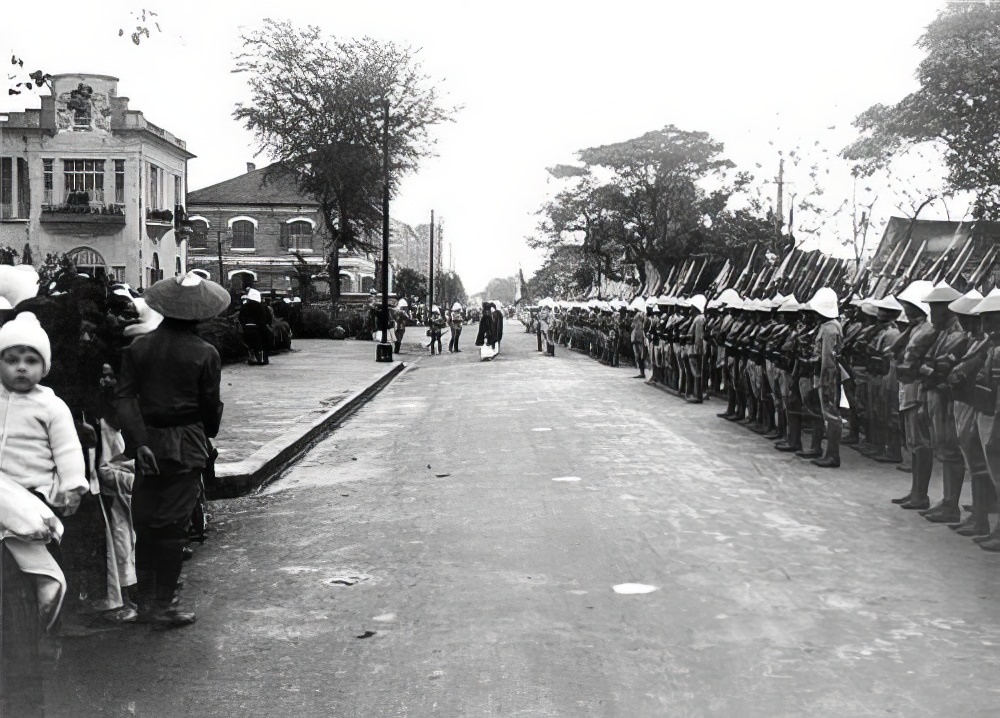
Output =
[
  {"x1": 40, "y1": 190, "x2": 126, "y2": 227},
  {"x1": 146, "y1": 207, "x2": 174, "y2": 225}
]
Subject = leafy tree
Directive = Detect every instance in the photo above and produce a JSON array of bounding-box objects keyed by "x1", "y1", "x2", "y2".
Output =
[
  {"x1": 234, "y1": 19, "x2": 457, "y2": 307},
  {"x1": 842, "y1": 3, "x2": 1000, "y2": 218},
  {"x1": 483, "y1": 276, "x2": 517, "y2": 305},
  {"x1": 394, "y1": 267, "x2": 427, "y2": 303},
  {"x1": 534, "y1": 125, "x2": 747, "y2": 290},
  {"x1": 526, "y1": 245, "x2": 595, "y2": 299},
  {"x1": 435, "y1": 270, "x2": 467, "y2": 308}
]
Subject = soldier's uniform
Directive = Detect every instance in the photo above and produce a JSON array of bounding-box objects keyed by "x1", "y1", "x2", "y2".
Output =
[
  {"x1": 685, "y1": 295, "x2": 708, "y2": 402},
  {"x1": 943, "y1": 289, "x2": 995, "y2": 535},
  {"x1": 774, "y1": 296, "x2": 804, "y2": 452},
  {"x1": 807, "y1": 287, "x2": 845, "y2": 468},
  {"x1": 868, "y1": 296, "x2": 904, "y2": 463},
  {"x1": 892, "y1": 280, "x2": 941, "y2": 510},
  {"x1": 972, "y1": 289, "x2": 1000, "y2": 550},
  {"x1": 763, "y1": 295, "x2": 794, "y2": 441}
]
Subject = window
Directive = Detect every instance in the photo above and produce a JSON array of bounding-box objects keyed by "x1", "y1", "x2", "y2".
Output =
[
  {"x1": 0, "y1": 159, "x2": 11, "y2": 218},
  {"x1": 17, "y1": 159, "x2": 29, "y2": 218},
  {"x1": 174, "y1": 175, "x2": 182, "y2": 210},
  {"x1": 361, "y1": 276, "x2": 375, "y2": 293},
  {"x1": 148, "y1": 164, "x2": 163, "y2": 210},
  {"x1": 175, "y1": 257, "x2": 182, "y2": 276},
  {"x1": 43, "y1": 159, "x2": 53, "y2": 206},
  {"x1": 283, "y1": 220, "x2": 314, "y2": 251},
  {"x1": 111, "y1": 266, "x2": 126, "y2": 282},
  {"x1": 114, "y1": 160, "x2": 125, "y2": 205},
  {"x1": 188, "y1": 219, "x2": 209, "y2": 249},
  {"x1": 63, "y1": 159, "x2": 105, "y2": 204},
  {"x1": 231, "y1": 220, "x2": 255, "y2": 249},
  {"x1": 2, "y1": 157, "x2": 35, "y2": 219}
]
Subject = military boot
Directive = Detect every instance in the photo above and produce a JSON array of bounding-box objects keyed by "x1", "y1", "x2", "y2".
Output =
[
  {"x1": 922, "y1": 462, "x2": 965, "y2": 523},
  {"x1": 900, "y1": 448, "x2": 933, "y2": 510}
]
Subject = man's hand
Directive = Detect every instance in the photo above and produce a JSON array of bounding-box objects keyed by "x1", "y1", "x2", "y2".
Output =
[{"x1": 136, "y1": 446, "x2": 160, "y2": 476}]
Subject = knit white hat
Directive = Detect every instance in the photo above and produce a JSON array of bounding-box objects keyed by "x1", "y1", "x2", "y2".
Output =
[{"x1": 0, "y1": 312, "x2": 52, "y2": 376}]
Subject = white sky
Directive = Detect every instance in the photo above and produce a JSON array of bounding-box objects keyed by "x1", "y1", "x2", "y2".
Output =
[{"x1": 3, "y1": 0, "x2": 949, "y2": 293}]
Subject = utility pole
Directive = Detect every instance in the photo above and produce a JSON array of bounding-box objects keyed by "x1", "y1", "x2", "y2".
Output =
[
  {"x1": 376, "y1": 99, "x2": 393, "y2": 362},
  {"x1": 428, "y1": 209, "x2": 435, "y2": 311}
]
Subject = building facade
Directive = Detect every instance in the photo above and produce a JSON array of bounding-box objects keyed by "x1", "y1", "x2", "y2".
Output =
[
  {"x1": 186, "y1": 163, "x2": 378, "y2": 298},
  {"x1": 0, "y1": 73, "x2": 193, "y2": 287}
]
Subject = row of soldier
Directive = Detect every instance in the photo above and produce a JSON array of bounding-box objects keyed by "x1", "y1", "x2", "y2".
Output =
[{"x1": 534, "y1": 279, "x2": 1000, "y2": 550}]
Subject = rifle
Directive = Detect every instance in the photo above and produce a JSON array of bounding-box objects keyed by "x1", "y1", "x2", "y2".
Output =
[
  {"x1": 796, "y1": 253, "x2": 825, "y2": 299},
  {"x1": 706, "y1": 259, "x2": 731, "y2": 298},
  {"x1": 888, "y1": 239, "x2": 927, "y2": 296},
  {"x1": 778, "y1": 249, "x2": 805, "y2": 295},
  {"x1": 686, "y1": 257, "x2": 709, "y2": 295},
  {"x1": 732, "y1": 245, "x2": 758, "y2": 295},
  {"x1": 945, "y1": 236, "x2": 977, "y2": 286},
  {"x1": 873, "y1": 237, "x2": 910, "y2": 298},
  {"x1": 672, "y1": 258, "x2": 695, "y2": 295},
  {"x1": 765, "y1": 248, "x2": 794, "y2": 296},
  {"x1": 969, "y1": 245, "x2": 999, "y2": 289},
  {"x1": 924, "y1": 221, "x2": 969, "y2": 283}
]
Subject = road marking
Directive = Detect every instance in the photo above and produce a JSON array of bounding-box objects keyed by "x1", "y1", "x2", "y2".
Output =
[
  {"x1": 552, "y1": 476, "x2": 581, "y2": 482},
  {"x1": 613, "y1": 583, "x2": 658, "y2": 594}
]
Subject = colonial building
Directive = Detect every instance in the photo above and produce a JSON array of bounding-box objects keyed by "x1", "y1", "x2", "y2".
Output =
[
  {"x1": 0, "y1": 73, "x2": 192, "y2": 287},
  {"x1": 186, "y1": 162, "x2": 377, "y2": 297}
]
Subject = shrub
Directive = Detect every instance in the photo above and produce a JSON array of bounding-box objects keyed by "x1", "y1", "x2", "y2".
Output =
[
  {"x1": 197, "y1": 316, "x2": 246, "y2": 364},
  {"x1": 297, "y1": 309, "x2": 333, "y2": 339}
]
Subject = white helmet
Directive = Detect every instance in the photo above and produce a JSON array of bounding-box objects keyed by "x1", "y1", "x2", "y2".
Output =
[
  {"x1": 688, "y1": 294, "x2": 707, "y2": 314},
  {"x1": 629, "y1": 296, "x2": 645, "y2": 312},
  {"x1": 451, "y1": 302, "x2": 462, "y2": 311},
  {"x1": 898, "y1": 280, "x2": 933, "y2": 317},
  {"x1": 807, "y1": 287, "x2": 839, "y2": 319},
  {"x1": 717, "y1": 288, "x2": 741, "y2": 307},
  {"x1": 397, "y1": 298, "x2": 409, "y2": 309}
]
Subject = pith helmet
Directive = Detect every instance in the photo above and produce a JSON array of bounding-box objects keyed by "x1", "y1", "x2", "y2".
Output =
[
  {"x1": 874, "y1": 295, "x2": 904, "y2": 313},
  {"x1": 948, "y1": 288, "x2": 984, "y2": 316},
  {"x1": 688, "y1": 294, "x2": 707, "y2": 314},
  {"x1": 777, "y1": 294, "x2": 800, "y2": 313},
  {"x1": 923, "y1": 280, "x2": 962, "y2": 304},
  {"x1": 898, "y1": 280, "x2": 934, "y2": 316},
  {"x1": 807, "y1": 287, "x2": 839, "y2": 319},
  {"x1": 629, "y1": 296, "x2": 645, "y2": 312},
  {"x1": 973, "y1": 287, "x2": 1000, "y2": 315},
  {"x1": 717, "y1": 288, "x2": 741, "y2": 307}
]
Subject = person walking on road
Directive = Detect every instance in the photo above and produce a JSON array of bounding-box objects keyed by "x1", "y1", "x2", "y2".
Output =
[
  {"x1": 491, "y1": 301, "x2": 505, "y2": 355},
  {"x1": 475, "y1": 302, "x2": 494, "y2": 359},
  {"x1": 392, "y1": 299, "x2": 410, "y2": 354},
  {"x1": 115, "y1": 271, "x2": 229, "y2": 629},
  {"x1": 427, "y1": 306, "x2": 445, "y2": 355},
  {"x1": 238, "y1": 289, "x2": 270, "y2": 366},
  {"x1": 448, "y1": 302, "x2": 464, "y2": 352}
]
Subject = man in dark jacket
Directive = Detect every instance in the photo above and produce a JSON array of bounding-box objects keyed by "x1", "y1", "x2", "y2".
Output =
[
  {"x1": 115, "y1": 271, "x2": 229, "y2": 628},
  {"x1": 491, "y1": 302, "x2": 505, "y2": 354}
]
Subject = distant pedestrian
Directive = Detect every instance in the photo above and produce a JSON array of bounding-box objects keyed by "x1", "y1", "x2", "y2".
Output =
[
  {"x1": 448, "y1": 302, "x2": 464, "y2": 352},
  {"x1": 392, "y1": 298, "x2": 410, "y2": 353},
  {"x1": 475, "y1": 301, "x2": 495, "y2": 359},
  {"x1": 115, "y1": 271, "x2": 229, "y2": 629},
  {"x1": 427, "y1": 306, "x2": 445, "y2": 355},
  {"x1": 238, "y1": 289, "x2": 269, "y2": 365},
  {"x1": 492, "y1": 301, "x2": 505, "y2": 355}
]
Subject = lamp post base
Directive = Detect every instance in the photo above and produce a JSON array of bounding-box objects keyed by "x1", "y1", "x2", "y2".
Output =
[{"x1": 375, "y1": 342, "x2": 394, "y2": 362}]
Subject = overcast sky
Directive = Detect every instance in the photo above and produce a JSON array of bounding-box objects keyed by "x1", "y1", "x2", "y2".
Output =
[{"x1": 3, "y1": 0, "x2": 948, "y2": 293}]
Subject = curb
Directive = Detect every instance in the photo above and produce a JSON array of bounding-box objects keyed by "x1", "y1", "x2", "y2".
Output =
[{"x1": 207, "y1": 361, "x2": 406, "y2": 499}]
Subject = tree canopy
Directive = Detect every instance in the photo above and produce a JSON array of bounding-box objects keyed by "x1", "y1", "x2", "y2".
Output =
[
  {"x1": 532, "y1": 125, "x2": 774, "y2": 296},
  {"x1": 233, "y1": 19, "x2": 458, "y2": 301},
  {"x1": 842, "y1": 4, "x2": 1000, "y2": 219}
]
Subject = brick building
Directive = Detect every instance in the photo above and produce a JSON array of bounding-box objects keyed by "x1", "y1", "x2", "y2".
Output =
[
  {"x1": 186, "y1": 163, "x2": 378, "y2": 297},
  {"x1": 0, "y1": 73, "x2": 192, "y2": 287}
]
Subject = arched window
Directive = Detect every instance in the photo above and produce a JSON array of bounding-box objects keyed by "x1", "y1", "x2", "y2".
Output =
[
  {"x1": 339, "y1": 273, "x2": 353, "y2": 293},
  {"x1": 283, "y1": 220, "x2": 314, "y2": 251},
  {"x1": 188, "y1": 218, "x2": 209, "y2": 249},
  {"x1": 231, "y1": 220, "x2": 255, "y2": 249}
]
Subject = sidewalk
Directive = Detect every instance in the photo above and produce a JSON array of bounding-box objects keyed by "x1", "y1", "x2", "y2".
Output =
[{"x1": 211, "y1": 338, "x2": 405, "y2": 498}]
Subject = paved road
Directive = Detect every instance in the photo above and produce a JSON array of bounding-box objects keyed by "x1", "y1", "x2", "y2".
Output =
[{"x1": 48, "y1": 323, "x2": 1000, "y2": 717}]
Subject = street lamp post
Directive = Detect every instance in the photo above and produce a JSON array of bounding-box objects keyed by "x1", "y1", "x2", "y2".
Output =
[{"x1": 376, "y1": 99, "x2": 394, "y2": 362}]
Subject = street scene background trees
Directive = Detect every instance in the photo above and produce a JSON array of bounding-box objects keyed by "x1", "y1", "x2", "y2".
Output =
[
  {"x1": 524, "y1": 3, "x2": 1000, "y2": 300},
  {"x1": 233, "y1": 19, "x2": 458, "y2": 306}
]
